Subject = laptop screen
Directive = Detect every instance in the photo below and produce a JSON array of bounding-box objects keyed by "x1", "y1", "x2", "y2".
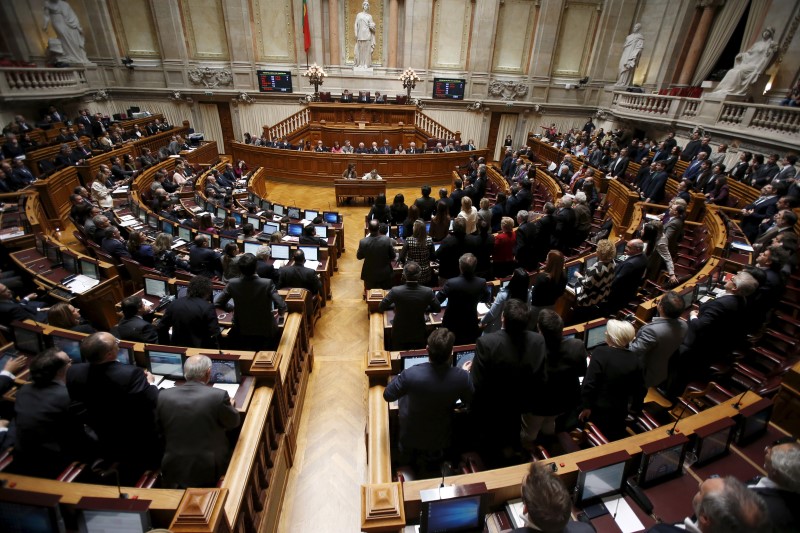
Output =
[
  {"x1": 80, "y1": 260, "x2": 99, "y2": 280},
  {"x1": 314, "y1": 225, "x2": 328, "y2": 238},
  {"x1": 210, "y1": 359, "x2": 241, "y2": 384},
  {"x1": 287, "y1": 223, "x2": 303, "y2": 237},
  {"x1": 243, "y1": 241, "x2": 261, "y2": 255},
  {"x1": 247, "y1": 216, "x2": 262, "y2": 230},
  {"x1": 162, "y1": 222, "x2": 174, "y2": 236},
  {"x1": 271, "y1": 244, "x2": 290, "y2": 260},
  {"x1": 287, "y1": 207, "x2": 301, "y2": 220},
  {"x1": 178, "y1": 225, "x2": 192, "y2": 242},
  {"x1": 263, "y1": 222, "x2": 280, "y2": 235},
  {"x1": 402, "y1": 355, "x2": 428, "y2": 371},
  {"x1": 51, "y1": 333, "x2": 83, "y2": 363},
  {"x1": 147, "y1": 350, "x2": 184, "y2": 378},
  {"x1": 323, "y1": 211, "x2": 339, "y2": 224},
  {"x1": 272, "y1": 204, "x2": 285, "y2": 216},
  {"x1": 303, "y1": 209, "x2": 318, "y2": 221},
  {"x1": 299, "y1": 245, "x2": 319, "y2": 262},
  {"x1": 144, "y1": 277, "x2": 168, "y2": 298}
]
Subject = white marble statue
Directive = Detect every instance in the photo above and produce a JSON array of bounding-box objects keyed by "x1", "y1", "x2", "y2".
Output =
[
  {"x1": 354, "y1": 1, "x2": 376, "y2": 69},
  {"x1": 710, "y1": 28, "x2": 777, "y2": 97},
  {"x1": 42, "y1": 0, "x2": 90, "y2": 65},
  {"x1": 615, "y1": 23, "x2": 644, "y2": 87}
]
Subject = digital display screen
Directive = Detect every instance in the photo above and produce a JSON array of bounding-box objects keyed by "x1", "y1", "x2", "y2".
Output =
[
  {"x1": 247, "y1": 216, "x2": 262, "y2": 230},
  {"x1": 402, "y1": 355, "x2": 428, "y2": 371},
  {"x1": 271, "y1": 244, "x2": 290, "y2": 260},
  {"x1": 585, "y1": 255, "x2": 598, "y2": 270},
  {"x1": 272, "y1": 204, "x2": 285, "y2": 216},
  {"x1": 243, "y1": 242, "x2": 261, "y2": 255},
  {"x1": 287, "y1": 207, "x2": 301, "y2": 220},
  {"x1": 567, "y1": 263, "x2": 581, "y2": 283},
  {"x1": 80, "y1": 260, "x2": 99, "y2": 280},
  {"x1": 681, "y1": 290, "x2": 694, "y2": 309},
  {"x1": 147, "y1": 214, "x2": 158, "y2": 229},
  {"x1": 643, "y1": 444, "x2": 684, "y2": 484},
  {"x1": 257, "y1": 70, "x2": 293, "y2": 93},
  {"x1": 51, "y1": 334, "x2": 82, "y2": 363},
  {"x1": 216, "y1": 207, "x2": 226, "y2": 219},
  {"x1": 740, "y1": 409, "x2": 770, "y2": 442},
  {"x1": 304, "y1": 210, "x2": 318, "y2": 221},
  {"x1": 261, "y1": 199, "x2": 271, "y2": 211},
  {"x1": 580, "y1": 462, "x2": 626, "y2": 502},
  {"x1": 299, "y1": 245, "x2": 318, "y2": 262},
  {"x1": 219, "y1": 236, "x2": 236, "y2": 251},
  {"x1": 264, "y1": 222, "x2": 280, "y2": 235},
  {"x1": 585, "y1": 324, "x2": 607, "y2": 350},
  {"x1": 162, "y1": 222, "x2": 174, "y2": 236},
  {"x1": 148, "y1": 351, "x2": 184, "y2": 378},
  {"x1": 233, "y1": 212, "x2": 242, "y2": 225},
  {"x1": 454, "y1": 350, "x2": 475, "y2": 368},
  {"x1": 424, "y1": 495, "x2": 482, "y2": 532},
  {"x1": 287, "y1": 223, "x2": 303, "y2": 237},
  {"x1": 698, "y1": 427, "x2": 732, "y2": 464},
  {"x1": 0, "y1": 501, "x2": 64, "y2": 533},
  {"x1": 616, "y1": 241, "x2": 627, "y2": 257},
  {"x1": 14, "y1": 326, "x2": 43, "y2": 354},
  {"x1": 210, "y1": 359, "x2": 241, "y2": 384},
  {"x1": 178, "y1": 226, "x2": 192, "y2": 242},
  {"x1": 79, "y1": 509, "x2": 149, "y2": 533},
  {"x1": 144, "y1": 277, "x2": 168, "y2": 298},
  {"x1": 62, "y1": 253, "x2": 78, "y2": 274},
  {"x1": 314, "y1": 225, "x2": 328, "y2": 238},
  {"x1": 432, "y1": 78, "x2": 466, "y2": 100},
  {"x1": 116, "y1": 346, "x2": 132, "y2": 365},
  {"x1": 323, "y1": 212, "x2": 339, "y2": 224},
  {"x1": 45, "y1": 243, "x2": 61, "y2": 264}
]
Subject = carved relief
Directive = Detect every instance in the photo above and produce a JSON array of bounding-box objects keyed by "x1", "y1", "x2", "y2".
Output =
[
  {"x1": 488, "y1": 79, "x2": 529, "y2": 100},
  {"x1": 188, "y1": 67, "x2": 233, "y2": 88}
]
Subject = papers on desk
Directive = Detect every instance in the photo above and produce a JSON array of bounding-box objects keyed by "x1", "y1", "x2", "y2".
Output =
[
  {"x1": 731, "y1": 241, "x2": 754, "y2": 252},
  {"x1": 600, "y1": 496, "x2": 644, "y2": 533},
  {"x1": 119, "y1": 219, "x2": 139, "y2": 227},
  {"x1": 212, "y1": 383, "x2": 240, "y2": 397},
  {"x1": 119, "y1": 214, "x2": 136, "y2": 221},
  {"x1": 282, "y1": 236, "x2": 299, "y2": 243},
  {"x1": 154, "y1": 376, "x2": 177, "y2": 389},
  {"x1": 477, "y1": 302, "x2": 490, "y2": 315},
  {"x1": 114, "y1": 185, "x2": 129, "y2": 193},
  {"x1": 305, "y1": 260, "x2": 320, "y2": 270},
  {"x1": 644, "y1": 213, "x2": 661, "y2": 221},
  {"x1": 273, "y1": 259, "x2": 288, "y2": 269},
  {"x1": 63, "y1": 274, "x2": 100, "y2": 294},
  {"x1": 171, "y1": 239, "x2": 188, "y2": 249},
  {"x1": 505, "y1": 498, "x2": 525, "y2": 528}
]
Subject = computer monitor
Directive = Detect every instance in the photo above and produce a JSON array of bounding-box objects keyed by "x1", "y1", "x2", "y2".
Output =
[
  {"x1": 287, "y1": 206, "x2": 301, "y2": 220},
  {"x1": 45, "y1": 241, "x2": 61, "y2": 264},
  {"x1": 199, "y1": 231, "x2": 218, "y2": 249},
  {"x1": 260, "y1": 199, "x2": 271, "y2": 211},
  {"x1": 146, "y1": 213, "x2": 159, "y2": 229},
  {"x1": 0, "y1": 488, "x2": 66, "y2": 533},
  {"x1": 566, "y1": 262, "x2": 582, "y2": 284},
  {"x1": 12, "y1": 321, "x2": 46, "y2": 354},
  {"x1": 303, "y1": 209, "x2": 318, "y2": 221},
  {"x1": 299, "y1": 245, "x2": 319, "y2": 262},
  {"x1": 454, "y1": 347, "x2": 476, "y2": 369},
  {"x1": 263, "y1": 221, "x2": 280, "y2": 235},
  {"x1": 49, "y1": 329, "x2": 85, "y2": 363},
  {"x1": 116, "y1": 340, "x2": 135, "y2": 365},
  {"x1": 247, "y1": 216, "x2": 262, "y2": 231},
  {"x1": 574, "y1": 450, "x2": 631, "y2": 507},
  {"x1": 138, "y1": 209, "x2": 147, "y2": 222},
  {"x1": 272, "y1": 203, "x2": 285, "y2": 216},
  {"x1": 219, "y1": 236, "x2": 238, "y2": 251},
  {"x1": 694, "y1": 417, "x2": 736, "y2": 466},
  {"x1": 178, "y1": 225, "x2": 192, "y2": 242},
  {"x1": 243, "y1": 241, "x2": 261, "y2": 255},
  {"x1": 232, "y1": 212, "x2": 243, "y2": 225},
  {"x1": 206, "y1": 354, "x2": 242, "y2": 384},
  {"x1": 584, "y1": 320, "x2": 608, "y2": 350},
  {"x1": 681, "y1": 288, "x2": 695, "y2": 309},
  {"x1": 584, "y1": 255, "x2": 599, "y2": 271},
  {"x1": 61, "y1": 250, "x2": 79, "y2": 274},
  {"x1": 35, "y1": 233, "x2": 46, "y2": 255},
  {"x1": 401, "y1": 354, "x2": 428, "y2": 371},
  {"x1": 80, "y1": 259, "x2": 99, "y2": 280},
  {"x1": 323, "y1": 211, "x2": 340, "y2": 224},
  {"x1": 314, "y1": 225, "x2": 328, "y2": 239},
  {"x1": 736, "y1": 398, "x2": 773, "y2": 445},
  {"x1": 161, "y1": 221, "x2": 175, "y2": 236},
  {"x1": 419, "y1": 489, "x2": 488, "y2": 533},
  {"x1": 287, "y1": 223, "x2": 303, "y2": 237},
  {"x1": 145, "y1": 345, "x2": 186, "y2": 379},
  {"x1": 76, "y1": 497, "x2": 151, "y2": 533},
  {"x1": 637, "y1": 434, "x2": 689, "y2": 487},
  {"x1": 205, "y1": 201, "x2": 216, "y2": 213},
  {"x1": 271, "y1": 243, "x2": 290, "y2": 260},
  {"x1": 144, "y1": 276, "x2": 169, "y2": 298},
  {"x1": 397, "y1": 225, "x2": 405, "y2": 238}
]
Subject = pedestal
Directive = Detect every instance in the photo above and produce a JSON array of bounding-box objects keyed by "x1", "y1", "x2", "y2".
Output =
[{"x1": 354, "y1": 66, "x2": 374, "y2": 74}]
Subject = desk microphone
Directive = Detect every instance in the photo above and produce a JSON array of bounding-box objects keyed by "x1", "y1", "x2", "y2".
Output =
[
  {"x1": 667, "y1": 400, "x2": 690, "y2": 436},
  {"x1": 732, "y1": 385, "x2": 754, "y2": 410},
  {"x1": 95, "y1": 465, "x2": 128, "y2": 499}
]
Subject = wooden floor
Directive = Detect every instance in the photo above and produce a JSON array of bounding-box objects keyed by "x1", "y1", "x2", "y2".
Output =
[{"x1": 268, "y1": 181, "x2": 432, "y2": 532}]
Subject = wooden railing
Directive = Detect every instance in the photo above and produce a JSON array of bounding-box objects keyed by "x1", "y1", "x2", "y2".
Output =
[
  {"x1": 267, "y1": 108, "x2": 311, "y2": 141},
  {"x1": 414, "y1": 110, "x2": 459, "y2": 141}
]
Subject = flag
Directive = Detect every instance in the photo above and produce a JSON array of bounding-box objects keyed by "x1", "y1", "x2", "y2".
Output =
[{"x1": 303, "y1": 0, "x2": 311, "y2": 53}]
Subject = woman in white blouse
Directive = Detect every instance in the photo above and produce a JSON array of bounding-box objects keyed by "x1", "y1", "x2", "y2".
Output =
[
  {"x1": 457, "y1": 195, "x2": 478, "y2": 234},
  {"x1": 89, "y1": 171, "x2": 113, "y2": 209}
]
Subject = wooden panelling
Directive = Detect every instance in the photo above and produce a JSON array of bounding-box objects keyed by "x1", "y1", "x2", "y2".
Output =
[{"x1": 32, "y1": 166, "x2": 80, "y2": 224}]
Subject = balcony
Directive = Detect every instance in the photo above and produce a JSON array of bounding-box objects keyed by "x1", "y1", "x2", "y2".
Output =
[{"x1": 0, "y1": 67, "x2": 88, "y2": 101}]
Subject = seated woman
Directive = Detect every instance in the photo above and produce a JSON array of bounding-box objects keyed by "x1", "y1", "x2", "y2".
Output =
[
  {"x1": 198, "y1": 213, "x2": 218, "y2": 235},
  {"x1": 153, "y1": 233, "x2": 190, "y2": 277},
  {"x1": 428, "y1": 201, "x2": 450, "y2": 242},
  {"x1": 220, "y1": 216, "x2": 240, "y2": 239},
  {"x1": 573, "y1": 239, "x2": 616, "y2": 321},
  {"x1": 126, "y1": 231, "x2": 155, "y2": 268},
  {"x1": 480, "y1": 267, "x2": 529, "y2": 334},
  {"x1": 89, "y1": 173, "x2": 113, "y2": 210},
  {"x1": 492, "y1": 216, "x2": 517, "y2": 279},
  {"x1": 642, "y1": 221, "x2": 677, "y2": 285},
  {"x1": 47, "y1": 302, "x2": 96, "y2": 334},
  {"x1": 368, "y1": 194, "x2": 391, "y2": 223},
  {"x1": 399, "y1": 219, "x2": 435, "y2": 285},
  {"x1": 221, "y1": 242, "x2": 241, "y2": 283},
  {"x1": 706, "y1": 175, "x2": 731, "y2": 206},
  {"x1": 341, "y1": 163, "x2": 357, "y2": 180},
  {"x1": 234, "y1": 160, "x2": 248, "y2": 179},
  {"x1": 330, "y1": 141, "x2": 342, "y2": 153},
  {"x1": 394, "y1": 144, "x2": 406, "y2": 154},
  {"x1": 579, "y1": 319, "x2": 644, "y2": 441},
  {"x1": 530, "y1": 250, "x2": 566, "y2": 326},
  {"x1": 457, "y1": 196, "x2": 478, "y2": 234}
]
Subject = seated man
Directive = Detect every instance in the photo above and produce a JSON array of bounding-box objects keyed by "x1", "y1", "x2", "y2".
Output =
[
  {"x1": 299, "y1": 225, "x2": 327, "y2": 247},
  {"x1": 278, "y1": 250, "x2": 322, "y2": 297},
  {"x1": 383, "y1": 328, "x2": 472, "y2": 473},
  {"x1": 379, "y1": 262, "x2": 441, "y2": 350},
  {"x1": 101, "y1": 226, "x2": 131, "y2": 260},
  {"x1": 514, "y1": 461, "x2": 594, "y2": 532},
  {"x1": 189, "y1": 234, "x2": 222, "y2": 278},
  {"x1": 112, "y1": 296, "x2": 158, "y2": 344},
  {"x1": 0, "y1": 283, "x2": 48, "y2": 324}
]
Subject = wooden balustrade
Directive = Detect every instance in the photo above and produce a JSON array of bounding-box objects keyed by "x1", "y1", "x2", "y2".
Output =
[
  {"x1": 414, "y1": 110, "x2": 459, "y2": 141},
  {"x1": 267, "y1": 108, "x2": 310, "y2": 141}
]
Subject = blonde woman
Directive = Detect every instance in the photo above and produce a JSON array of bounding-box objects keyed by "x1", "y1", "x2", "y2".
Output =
[{"x1": 457, "y1": 195, "x2": 478, "y2": 234}]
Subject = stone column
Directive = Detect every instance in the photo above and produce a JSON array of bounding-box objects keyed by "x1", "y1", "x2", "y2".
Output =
[
  {"x1": 329, "y1": 0, "x2": 340, "y2": 65},
  {"x1": 678, "y1": 0, "x2": 718, "y2": 86},
  {"x1": 388, "y1": 0, "x2": 399, "y2": 68}
]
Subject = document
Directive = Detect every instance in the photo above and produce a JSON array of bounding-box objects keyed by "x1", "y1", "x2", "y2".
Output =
[
  {"x1": 64, "y1": 274, "x2": 100, "y2": 294},
  {"x1": 212, "y1": 383, "x2": 240, "y2": 397},
  {"x1": 601, "y1": 496, "x2": 644, "y2": 533}
]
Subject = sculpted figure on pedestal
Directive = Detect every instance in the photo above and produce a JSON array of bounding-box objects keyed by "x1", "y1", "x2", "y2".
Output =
[
  {"x1": 354, "y1": 1, "x2": 376, "y2": 69},
  {"x1": 616, "y1": 23, "x2": 644, "y2": 87},
  {"x1": 710, "y1": 28, "x2": 777, "y2": 97},
  {"x1": 43, "y1": 0, "x2": 90, "y2": 65}
]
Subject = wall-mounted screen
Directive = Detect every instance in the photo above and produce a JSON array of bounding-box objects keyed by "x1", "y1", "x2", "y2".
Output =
[
  {"x1": 432, "y1": 78, "x2": 466, "y2": 100},
  {"x1": 257, "y1": 70, "x2": 293, "y2": 93}
]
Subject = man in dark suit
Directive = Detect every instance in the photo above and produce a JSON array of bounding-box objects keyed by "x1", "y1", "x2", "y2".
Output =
[
  {"x1": 681, "y1": 151, "x2": 707, "y2": 182},
  {"x1": 436, "y1": 253, "x2": 489, "y2": 346},
  {"x1": 299, "y1": 225, "x2": 327, "y2": 247},
  {"x1": 469, "y1": 299, "x2": 545, "y2": 461},
  {"x1": 434, "y1": 218, "x2": 472, "y2": 282},
  {"x1": 379, "y1": 262, "x2": 441, "y2": 350},
  {"x1": 255, "y1": 245, "x2": 278, "y2": 284},
  {"x1": 640, "y1": 160, "x2": 668, "y2": 204},
  {"x1": 356, "y1": 220, "x2": 396, "y2": 290},
  {"x1": 215, "y1": 253, "x2": 286, "y2": 350},
  {"x1": 514, "y1": 178, "x2": 533, "y2": 215},
  {"x1": 112, "y1": 296, "x2": 158, "y2": 344},
  {"x1": 645, "y1": 476, "x2": 769, "y2": 532},
  {"x1": 101, "y1": 226, "x2": 131, "y2": 260},
  {"x1": 513, "y1": 461, "x2": 595, "y2": 533},
  {"x1": 75, "y1": 109, "x2": 92, "y2": 131},
  {"x1": 158, "y1": 276, "x2": 219, "y2": 348},
  {"x1": 383, "y1": 328, "x2": 472, "y2": 471},
  {"x1": 414, "y1": 185, "x2": 437, "y2": 220},
  {"x1": 450, "y1": 178, "x2": 466, "y2": 218},
  {"x1": 157, "y1": 355, "x2": 240, "y2": 488},
  {"x1": 740, "y1": 185, "x2": 780, "y2": 242},
  {"x1": 553, "y1": 195, "x2": 577, "y2": 252},
  {"x1": 14, "y1": 348, "x2": 93, "y2": 478},
  {"x1": 90, "y1": 113, "x2": 106, "y2": 138},
  {"x1": 747, "y1": 440, "x2": 800, "y2": 532},
  {"x1": 279, "y1": 250, "x2": 322, "y2": 296},
  {"x1": 67, "y1": 332, "x2": 161, "y2": 482},
  {"x1": 630, "y1": 291, "x2": 687, "y2": 390},
  {"x1": 189, "y1": 234, "x2": 222, "y2": 278},
  {"x1": 0, "y1": 283, "x2": 48, "y2": 324},
  {"x1": 606, "y1": 239, "x2": 647, "y2": 313},
  {"x1": 514, "y1": 210, "x2": 538, "y2": 271},
  {"x1": 607, "y1": 148, "x2": 629, "y2": 179},
  {"x1": 10, "y1": 159, "x2": 36, "y2": 189},
  {"x1": 753, "y1": 209, "x2": 797, "y2": 254},
  {"x1": 679, "y1": 131, "x2": 702, "y2": 161}
]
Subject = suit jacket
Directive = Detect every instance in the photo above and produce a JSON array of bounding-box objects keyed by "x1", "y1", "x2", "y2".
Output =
[
  {"x1": 609, "y1": 156, "x2": 629, "y2": 177},
  {"x1": 0, "y1": 298, "x2": 45, "y2": 324},
  {"x1": 101, "y1": 237, "x2": 131, "y2": 260},
  {"x1": 383, "y1": 362, "x2": 472, "y2": 451},
  {"x1": 684, "y1": 294, "x2": 746, "y2": 358},
  {"x1": 215, "y1": 275, "x2": 286, "y2": 339},
  {"x1": 157, "y1": 381, "x2": 239, "y2": 488},
  {"x1": 554, "y1": 207, "x2": 577, "y2": 251},
  {"x1": 437, "y1": 275, "x2": 489, "y2": 345},
  {"x1": 435, "y1": 234, "x2": 472, "y2": 279},
  {"x1": 630, "y1": 317, "x2": 687, "y2": 387},
  {"x1": 158, "y1": 296, "x2": 219, "y2": 348},
  {"x1": 681, "y1": 139, "x2": 701, "y2": 161},
  {"x1": 256, "y1": 259, "x2": 278, "y2": 284},
  {"x1": 356, "y1": 234, "x2": 396, "y2": 288},
  {"x1": 379, "y1": 282, "x2": 441, "y2": 348},
  {"x1": 663, "y1": 216, "x2": 684, "y2": 257},
  {"x1": 530, "y1": 338, "x2": 587, "y2": 416},
  {"x1": 642, "y1": 171, "x2": 668, "y2": 203},
  {"x1": 754, "y1": 225, "x2": 793, "y2": 253},
  {"x1": 682, "y1": 160, "x2": 703, "y2": 181},
  {"x1": 189, "y1": 245, "x2": 221, "y2": 277},
  {"x1": 278, "y1": 264, "x2": 322, "y2": 296},
  {"x1": 415, "y1": 196, "x2": 437, "y2": 220},
  {"x1": 581, "y1": 346, "x2": 644, "y2": 438},
  {"x1": 514, "y1": 222, "x2": 539, "y2": 270},
  {"x1": 112, "y1": 315, "x2": 158, "y2": 344},
  {"x1": 66, "y1": 361, "x2": 161, "y2": 466},
  {"x1": 607, "y1": 253, "x2": 647, "y2": 311}
]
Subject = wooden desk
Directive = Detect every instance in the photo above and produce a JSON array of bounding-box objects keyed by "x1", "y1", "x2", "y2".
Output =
[
  {"x1": 180, "y1": 141, "x2": 219, "y2": 167},
  {"x1": 334, "y1": 179, "x2": 387, "y2": 206}
]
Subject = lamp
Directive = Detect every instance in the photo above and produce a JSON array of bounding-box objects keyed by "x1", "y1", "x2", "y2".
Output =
[
  {"x1": 399, "y1": 68, "x2": 420, "y2": 100},
  {"x1": 302, "y1": 63, "x2": 327, "y2": 102}
]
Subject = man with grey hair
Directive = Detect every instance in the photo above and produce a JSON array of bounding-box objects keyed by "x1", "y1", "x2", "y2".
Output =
[
  {"x1": 554, "y1": 195, "x2": 576, "y2": 252},
  {"x1": 255, "y1": 245, "x2": 277, "y2": 282},
  {"x1": 514, "y1": 209, "x2": 537, "y2": 271},
  {"x1": 646, "y1": 476, "x2": 769, "y2": 532},
  {"x1": 747, "y1": 439, "x2": 800, "y2": 530},
  {"x1": 157, "y1": 355, "x2": 240, "y2": 488},
  {"x1": 89, "y1": 214, "x2": 111, "y2": 244}
]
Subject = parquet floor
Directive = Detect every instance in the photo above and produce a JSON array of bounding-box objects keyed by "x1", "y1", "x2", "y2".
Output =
[{"x1": 268, "y1": 181, "x2": 434, "y2": 532}]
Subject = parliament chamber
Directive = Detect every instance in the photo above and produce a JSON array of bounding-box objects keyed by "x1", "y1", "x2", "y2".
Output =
[{"x1": 1, "y1": 0, "x2": 800, "y2": 532}]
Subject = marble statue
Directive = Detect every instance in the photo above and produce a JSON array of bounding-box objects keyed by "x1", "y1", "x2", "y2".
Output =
[
  {"x1": 354, "y1": 1, "x2": 376, "y2": 69},
  {"x1": 42, "y1": 0, "x2": 90, "y2": 65},
  {"x1": 615, "y1": 23, "x2": 644, "y2": 87},
  {"x1": 710, "y1": 28, "x2": 777, "y2": 97}
]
